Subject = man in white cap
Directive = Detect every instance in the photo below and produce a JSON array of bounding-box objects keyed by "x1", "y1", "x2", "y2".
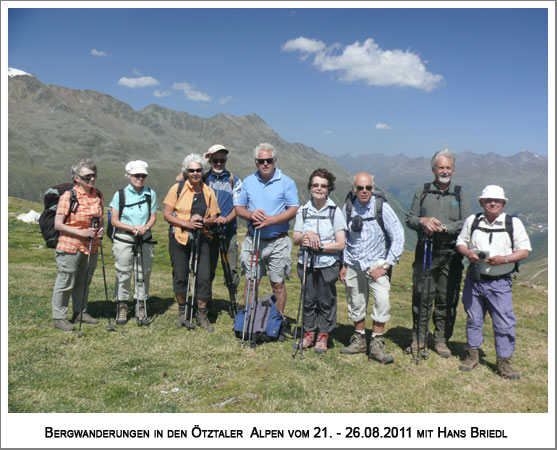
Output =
[
  {"x1": 456, "y1": 185, "x2": 531, "y2": 379},
  {"x1": 202, "y1": 145, "x2": 242, "y2": 316}
]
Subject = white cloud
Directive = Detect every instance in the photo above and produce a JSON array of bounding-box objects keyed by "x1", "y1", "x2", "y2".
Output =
[
  {"x1": 154, "y1": 90, "x2": 171, "y2": 98},
  {"x1": 325, "y1": 130, "x2": 333, "y2": 135},
  {"x1": 376, "y1": 123, "x2": 392, "y2": 130},
  {"x1": 118, "y1": 76, "x2": 160, "y2": 88},
  {"x1": 172, "y1": 82, "x2": 211, "y2": 102},
  {"x1": 282, "y1": 37, "x2": 444, "y2": 92},
  {"x1": 218, "y1": 96, "x2": 233, "y2": 105},
  {"x1": 91, "y1": 49, "x2": 107, "y2": 57}
]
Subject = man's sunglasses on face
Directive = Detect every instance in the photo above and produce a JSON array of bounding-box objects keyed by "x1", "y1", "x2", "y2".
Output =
[
  {"x1": 256, "y1": 158, "x2": 275, "y2": 165},
  {"x1": 356, "y1": 185, "x2": 373, "y2": 192},
  {"x1": 211, "y1": 158, "x2": 227, "y2": 164}
]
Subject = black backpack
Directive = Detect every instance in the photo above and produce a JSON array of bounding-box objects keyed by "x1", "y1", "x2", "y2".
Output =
[
  {"x1": 469, "y1": 212, "x2": 519, "y2": 273},
  {"x1": 38, "y1": 183, "x2": 79, "y2": 248},
  {"x1": 420, "y1": 182, "x2": 462, "y2": 212},
  {"x1": 106, "y1": 188, "x2": 152, "y2": 242}
]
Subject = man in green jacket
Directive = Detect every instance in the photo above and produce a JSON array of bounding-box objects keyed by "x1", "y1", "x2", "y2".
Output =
[{"x1": 405, "y1": 148, "x2": 472, "y2": 358}]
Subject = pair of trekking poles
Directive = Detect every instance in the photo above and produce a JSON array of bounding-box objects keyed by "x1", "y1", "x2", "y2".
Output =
[
  {"x1": 77, "y1": 216, "x2": 116, "y2": 337},
  {"x1": 180, "y1": 225, "x2": 203, "y2": 329},
  {"x1": 242, "y1": 229, "x2": 261, "y2": 348},
  {"x1": 413, "y1": 235, "x2": 434, "y2": 363},
  {"x1": 291, "y1": 246, "x2": 313, "y2": 360},
  {"x1": 215, "y1": 225, "x2": 239, "y2": 319}
]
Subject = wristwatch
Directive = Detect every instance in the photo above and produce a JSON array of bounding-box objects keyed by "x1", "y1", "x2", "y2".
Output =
[
  {"x1": 382, "y1": 263, "x2": 390, "y2": 271},
  {"x1": 504, "y1": 256, "x2": 509, "y2": 264},
  {"x1": 319, "y1": 243, "x2": 324, "y2": 251},
  {"x1": 441, "y1": 223, "x2": 448, "y2": 232}
]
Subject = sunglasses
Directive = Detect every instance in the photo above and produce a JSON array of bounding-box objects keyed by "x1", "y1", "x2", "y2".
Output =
[
  {"x1": 131, "y1": 174, "x2": 147, "y2": 179},
  {"x1": 256, "y1": 158, "x2": 275, "y2": 165},
  {"x1": 356, "y1": 185, "x2": 373, "y2": 192},
  {"x1": 79, "y1": 173, "x2": 96, "y2": 181},
  {"x1": 311, "y1": 183, "x2": 329, "y2": 189},
  {"x1": 211, "y1": 158, "x2": 227, "y2": 164},
  {"x1": 187, "y1": 168, "x2": 203, "y2": 173}
]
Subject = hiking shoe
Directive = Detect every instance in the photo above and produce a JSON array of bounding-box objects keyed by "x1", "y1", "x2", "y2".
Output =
[
  {"x1": 53, "y1": 319, "x2": 76, "y2": 331},
  {"x1": 496, "y1": 357, "x2": 520, "y2": 380},
  {"x1": 176, "y1": 305, "x2": 187, "y2": 327},
  {"x1": 135, "y1": 301, "x2": 147, "y2": 325},
  {"x1": 405, "y1": 340, "x2": 427, "y2": 355},
  {"x1": 368, "y1": 336, "x2": 394, "y2": 364},
  {"x1": 314, "y1": 332, "x2": 329, "y2": 354},
  {"x1": 298, "y1": 331, "x2": 315, "y2": 349},
  {"x1": 340, "y1": 332, "x2": 367, "y2": 355},
  {"x1": 434, "y1": 342, "x2": 451, "y2": 358},
  {"x1": 71, "y1": 312, "x2": 99, "y2": 324},
  {"x1": 459, "y1": 347, "x2": 479, "y2": 372},
  {"x1": 116, "y1": 301, "x2": 128, "y2": 325},
  {"x1": 196, "y1": 308, "x2": 214, "y2": 333}
]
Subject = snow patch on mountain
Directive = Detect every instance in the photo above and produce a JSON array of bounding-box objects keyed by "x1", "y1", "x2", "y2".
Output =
[{"x1": 8, "y1": 68, "x2": 33, "y2": 78}]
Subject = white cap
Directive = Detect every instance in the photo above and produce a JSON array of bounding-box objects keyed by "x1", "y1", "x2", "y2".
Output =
[
  {"x1": 203, "y1": 144, "x2": 228, "y2": 160},
  {"x1": 478, "y1": 185, "x2": 507, "y2": 201},
  {"x1": 125, "y1": 160, "x2": 149, "y2": 176}
]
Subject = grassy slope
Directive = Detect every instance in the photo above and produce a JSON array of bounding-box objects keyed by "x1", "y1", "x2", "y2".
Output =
[{"x1": 7, "y1": 197, "x2": 548, "y2": 413}]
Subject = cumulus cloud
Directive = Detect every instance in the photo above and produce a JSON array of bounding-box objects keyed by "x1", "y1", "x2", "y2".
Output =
[
  {"x1": 325, "y1": 130, "x2": 333, "y2": 135},
  {"x1": 154, "y1": 90, "x2": 171, "y2": 98},
  {"x1": 282, "y1": 37, "x2": 444, "y2": 92},
  {"x1": 172, "y1": 82, "x2": 211, "y2": 102},
  {"x1": 218, "y1": 96, "x2": 233, "y2": 105},
  {"x1": 376, "y1": 123, "x2": 392, "y2": 130},
  {"x1": 118, "y1": 76, "x2": 160, "y2": 88},
  {"x1": 90, "y1": 49, "x2": 107, "y2": 57}
]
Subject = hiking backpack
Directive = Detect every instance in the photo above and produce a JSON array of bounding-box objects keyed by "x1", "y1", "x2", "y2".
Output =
[
  {"x1": 469, "y1": 212, "x2": 519, "y2": 273},
  {"x1": 301, "y1": 204, "x2": 336, "y2": 226},
  {"x1": 106, "y1": 188, "x2": 152, "y2": 242},
  {"x1": 233, "y1": 294, "x2": 284, "y2": 345},
  {"x1": 39, "y1": 183, "x2": 79, "y2": 248}
]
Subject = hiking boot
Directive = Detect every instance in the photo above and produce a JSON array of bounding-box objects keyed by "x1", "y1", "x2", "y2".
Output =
[
  {"x1": 53, "y1": 318, "x2": 76, "y2": 331},
  {"x1": 314, "y1": 332, "x2": 329, "y2": 354},
  {"x1": 176, "y1": 305, "x2": 187, "y2": 327},
  {"x1": 459, "y1": 347, "x2": 479, "y2": 372},
  {"x1": 368, "y1": 336, "x2": 394, "y2": 364},
  {"x1": 434, "y1": 342, "x2": 451, "y2": 358},
  {"x1": 135, "y1": 301, "x2": 147, "y2": 325},
  {"x1": 116, "y1": 301, "x2": 128, "y2": 325},
  {"x1": 405, "y1": 340, "x2": 427, "y2": 355},
  {"x1": 71, "y1": 311, "x2": 99, "y2": 324},
  {"x1": 496, "y1": 357, "x2": 520, "y2": 380},
  {"x1": 298, "y1": 331, "x2": 315, "y2": 349},
  {"x1": 196, "y1": 308, "x2": 214, "y2": 333},
  {"x1": 340, "y1": 332, "x2": 367, "y2": 355}
]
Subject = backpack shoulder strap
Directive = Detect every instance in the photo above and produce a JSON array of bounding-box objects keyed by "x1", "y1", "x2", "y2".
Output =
[
  {"x1": 177, "y1": 180, "x2": 186, "y2": 199},
  {"x1": 505, "y1": 214, "x2": 515, "y2": 252},
  {"x1": 229, "y1": 173, "x2": 235, "y2": 190},
  {"x1": 145, "y1": 188, "x2": 152, "y2": 217},
  {"x1": 328, "y1": 205, "x2": 336, "y2": 226},
  {"x1": 302, "y1": 207, "x2": 308, "y2": 222},
  {"x1": 344, "y1": 191, "x2": 355, "y2": 225},
  {"x1": 117, "y1": 189, "x2": 126, "y2": 220},
  {"x1": 419, "y1": 182, "x2": 432, "y2": 207},
  {"x1": 453, "y1": 185, "x2": 462, "y2": 204},
  {"x1": 469, "y1": 212, "x2": 483, "y2": 238},
  {"x1": 373, "y1": 192, "x2": 390, "y2": 253}
]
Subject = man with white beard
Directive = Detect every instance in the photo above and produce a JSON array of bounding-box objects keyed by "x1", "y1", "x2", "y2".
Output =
[{"x1": 405, "y1": 148, "x2": 472, "y2": 358}]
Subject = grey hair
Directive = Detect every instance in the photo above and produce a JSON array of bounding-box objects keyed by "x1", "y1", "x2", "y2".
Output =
[
  {"x1": 253, "y1": 143, "x2": 277, "y2": 159},
  {"x1": 431, "y1": 148, "x2": 456, "y2": 169},
  {"x1": 181, "y1": 153, "x2": 208, "y2": 172},
  {"x1": 71, "y1": 158, "x2": 97, "y2": 182},
  {"x1": 352, "y1": 173, "x2": 374, "y2": 192}
]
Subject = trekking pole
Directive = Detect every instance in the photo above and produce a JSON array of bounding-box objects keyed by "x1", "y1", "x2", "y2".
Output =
[
  {"x1": 414, "y1": 236, "x2": 431, "y2": 363},
  {"x1": 292, "y1": 247, "x2": 310, "y2": 360},
  {"x1": 76, "y1": 216, "x2": 99, "y2": 338},
  {"x1": 134, "y1": 236, "x2": 149, "y2": 327},
  {"x1": 423, "y1": 238, "x2": 434, "y2": 355},
  {"x1": 242, "y1": 228, "x2": 260, "y2": 343},
  {"x1": 181, "y1": 229, "x2": 197, "y2": 329},
  {"x1": 218, "y1": 225, "x2": 239, "y2": 319},
  {"x1": 99, "y1": 236, "x2": 115, "y2": 332},
  {"x1": 189, "y1": 223, "x2": 203, "y2": 327},
  {"x1": 184, "y1": 229, "x2": 199, "y2": 330},
  {"x1": 248, "y1": 230, "x2": 262, "y2": 349}
]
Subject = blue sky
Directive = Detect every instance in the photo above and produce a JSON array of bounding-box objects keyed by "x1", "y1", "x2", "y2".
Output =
[{"x1": 6, "y1": 4, "x2": 552, "y2": 158}]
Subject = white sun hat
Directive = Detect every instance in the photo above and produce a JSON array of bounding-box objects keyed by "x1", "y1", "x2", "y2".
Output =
[
  {"x1": 478, "y1": 185, "x2": 507, "y2": 201},
  {"x1": 125, "y1": 160, "x2": 149, "y2": 176}
]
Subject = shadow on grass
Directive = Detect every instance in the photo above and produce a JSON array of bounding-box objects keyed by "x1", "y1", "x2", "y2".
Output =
[{"x1": 87, "y1": 296, "x2": 175, "y2": 324}]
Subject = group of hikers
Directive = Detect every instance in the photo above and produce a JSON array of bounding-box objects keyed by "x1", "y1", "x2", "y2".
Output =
[{"x1": 48, "y1": 143, "x2": 531, "y2": 379}]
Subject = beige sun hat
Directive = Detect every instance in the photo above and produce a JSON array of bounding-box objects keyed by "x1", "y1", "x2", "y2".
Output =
[{"x1": 203, "y1": 144, "x2": 229, "y2": 161}]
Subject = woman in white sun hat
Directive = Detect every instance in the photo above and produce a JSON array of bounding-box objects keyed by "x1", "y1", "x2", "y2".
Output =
[{"x1": 109, "y1": 160, "x2": 158, "y2": 326}]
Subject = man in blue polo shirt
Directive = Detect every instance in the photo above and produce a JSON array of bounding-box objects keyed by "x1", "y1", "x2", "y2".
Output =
[{"x1": 235, "y1": 143, "x2": 299, "y2": 323}]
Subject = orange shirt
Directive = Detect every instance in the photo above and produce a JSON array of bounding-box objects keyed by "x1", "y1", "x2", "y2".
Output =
[
  {"x1": 56, "y1": 185, "x2": 104, "y2": 254},
  {"x1": 163, "y1": 181, "x2": 219, "y2": 245}
]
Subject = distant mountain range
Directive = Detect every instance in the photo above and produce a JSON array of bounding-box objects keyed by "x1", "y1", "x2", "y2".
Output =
[{"x1": 8, "y1": 69, "x2": 547, "y2": 260}]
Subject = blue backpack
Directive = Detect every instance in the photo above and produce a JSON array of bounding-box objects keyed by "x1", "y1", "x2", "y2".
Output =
[{"x1": 233, "y1": 294, "x2": 284, "y2": 345}]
